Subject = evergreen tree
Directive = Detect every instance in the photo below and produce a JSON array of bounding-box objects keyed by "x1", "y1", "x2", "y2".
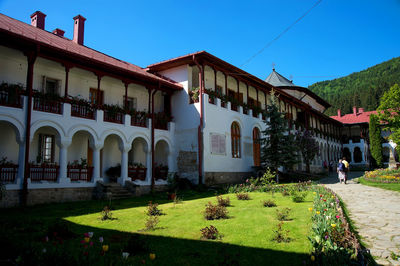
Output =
[
  {"x1": 295, "y1": 130, "x2": 320, "y2": 173},
  {"x1": 260, "y1": 91, "x2": 298, "y2": 183},
  {"x1": 369, "y1": 114, "x2": 383, "y2": 168}
]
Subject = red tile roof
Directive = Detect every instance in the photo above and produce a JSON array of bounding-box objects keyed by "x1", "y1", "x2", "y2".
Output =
[
  {"x1": 0, "y1": 13, "x2": 182, "y2": 90},
  {"x1": 331, "y1": 109, "x2": 378, "y2": 124}
]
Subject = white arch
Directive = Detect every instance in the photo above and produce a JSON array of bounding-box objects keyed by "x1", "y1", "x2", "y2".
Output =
[
  {"x1": 230, "y1": 117, "x2": 243, "y2": 130},
  {"x1": 155, "y1": 135, "x2": 172, "y2": 151},
  {"x1": 30, "y1": 120, "x2": 66, "y2": 141},
  {"x1": 0, "y1": 114, "x2": 24, "y2": 142},
  {"x1": 100, "y1": 129, "x2": 127, "y2": 145},
  {"x1": 67, "y1": 124, "x2": 99, "y2": 143},
  {"x1": 128, "y1": 132, "x2": 151, "y2": 147}
]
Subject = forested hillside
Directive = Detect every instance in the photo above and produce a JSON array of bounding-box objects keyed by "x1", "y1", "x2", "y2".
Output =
[{"x1": 308, "y1": 57, "x2": 400, "y2": 116}]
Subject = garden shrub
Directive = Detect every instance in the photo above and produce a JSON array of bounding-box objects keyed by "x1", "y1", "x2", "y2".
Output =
[
  {"x1": 263, "y1": 199, "x2": 277, "y2": 207},
  {"x1": 272, "y1": 222, "x2": 291, "y2": 243},
  {"x1": 276, "y1": 208, "x2": 291, "y2": 221},
  {"x1": 204, "y1": 202, "x2": 228, "y2": 220},
  {"x1": 216, "y1": 195, "x2": 230, "y2": 207},
  {"x1": 291, "y1": 191, "x2": 308, "y2": 202},
  {"x1": 146, "y1": 201, "x2": 163, "y2": 216},
  {"x1": 145, "y1": 216, "x2": 159, "y2": 231},
  {"x1": 236, "y1": 192, "x2": 250, "y2": 200},
  {"x1": 100, "y1": 206, "x2": 113, "y2": 221},
  {"x1": 281, "y1": 190, "x2": 290, "y2": 196},
  {"x1": 200, "y1": 225, "x2": 222, "y2": 240}
]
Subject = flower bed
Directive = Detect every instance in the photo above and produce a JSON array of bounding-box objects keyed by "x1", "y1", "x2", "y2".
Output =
[
  {"x1": 363, "y1": 168, "x2": 400, "y2": 183},
  {"x1": 309, "y1": 186, "x2": 368, "y2": 265}
]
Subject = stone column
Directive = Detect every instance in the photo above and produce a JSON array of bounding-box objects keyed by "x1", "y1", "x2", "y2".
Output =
[
  {"x1": 92, "y1": 143, "x2": 103, "y2": 182},
  {"x1": 59, "y1": 139, "x2": 72, "y2": 184},
  {"x1": 17, "y1": 138, "x2": 25, "y2": 188},
  {"x1": 119, "y1": 145, "x2": 131, "y2": 185},
  {"x1": 145, "y1": 146, "x2": 152, "y2": 184}
]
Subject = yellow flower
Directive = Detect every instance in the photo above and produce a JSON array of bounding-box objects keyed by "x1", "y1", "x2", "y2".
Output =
[
  {"x1": 313, "y1": 192, "x2": 316, "y2": 195},
  {"x1": 149, "y1": 253, "x2": 156, "y2": 260},
  {"x1": 331, "y1": 224, "x2": 336, "y2": 228},
  {"x1": 331, "y1": 196, "x2": 335, "y2": 198},
  {"x1": 316, "y1": 211, "x2": 320, "y2": 215},
  {"x1": 84, "y1": 237, "x2": 90, "y2": 243},
  {"x1": 311, "y1": 255, "x2": 315, "y2": 261},
  {"x1": 102, "y1": 245, "x2": 109, "y2": 252},
  {"x1": 308, "y1": 207, "x2": 313, "y2": 212}
]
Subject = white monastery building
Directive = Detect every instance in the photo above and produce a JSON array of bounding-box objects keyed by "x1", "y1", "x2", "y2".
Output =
[{"x1": 0, "y1": 11, "x2": 393, "y2": 207}]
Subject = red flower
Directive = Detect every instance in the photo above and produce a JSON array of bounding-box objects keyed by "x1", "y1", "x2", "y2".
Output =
[
  {"x1": 324, "y1": 209, "x2": 327, "y2": 211},
  {"x1": 323, "y1": 199, "x2": 326, "y2": 202}
]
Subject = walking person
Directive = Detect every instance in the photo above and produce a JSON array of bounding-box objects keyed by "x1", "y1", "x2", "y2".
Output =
[
  {"x1": 337, "y1": 159, "x2": 346, "y2": 184},
  {"x1": 342, "y1": 157, "x2": 350, "y2": 184}
]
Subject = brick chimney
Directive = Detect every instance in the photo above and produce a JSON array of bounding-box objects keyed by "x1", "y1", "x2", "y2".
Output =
[
  {"x1": 52, "y1": 28, "x2": 65, "y2": 37},
  {"x1": 359, "y1": 107, "x2": 364, "y2": 113},
  {"x1": 30, "y1": 11, "x2": 46, "y2": 30},
  {"x1": 337, "y1": 109, "x2": 341, "y2": 117},
  {"x1": 73, "y1": 15, "x2": 86, "y2": 45},
  {"x1": 353, "y1": 106, "x2": 357, "y2": 115}
]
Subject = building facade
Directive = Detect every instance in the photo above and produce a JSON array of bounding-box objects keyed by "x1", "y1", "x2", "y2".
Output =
[{"x1": 0, "y1": 11, "x2": 346, "y2": 207}]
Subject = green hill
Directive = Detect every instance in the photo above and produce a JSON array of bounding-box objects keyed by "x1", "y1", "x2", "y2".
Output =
[{"x1": 308, "y1": 57, "x2": 400, "y2": 116}]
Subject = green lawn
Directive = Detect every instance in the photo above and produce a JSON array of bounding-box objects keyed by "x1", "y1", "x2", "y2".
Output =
[
  {"x1": 0, "y1": 191, "x2": 313, "y2": 265},
  {"x1": 359, "y1": 177, "x2": 400, "y2": 192}
]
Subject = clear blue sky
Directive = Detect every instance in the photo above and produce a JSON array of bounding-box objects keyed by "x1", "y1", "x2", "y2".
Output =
[{"x1": 1, "y1": 0, "x2": 399, "y2": 87}]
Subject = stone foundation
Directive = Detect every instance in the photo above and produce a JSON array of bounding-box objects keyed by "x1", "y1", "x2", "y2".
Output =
[
  {"x1": 204, "y1": 172, "x2": 252, "y2": 186},
  {"x1": 177, "y1": 151, "x2": 198, "y2": 183},
  {"x1": 0, "y1": 187, "x2": 95, "y2": 208}
]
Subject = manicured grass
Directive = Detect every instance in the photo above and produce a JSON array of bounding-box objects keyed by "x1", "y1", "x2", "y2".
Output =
[
  {"x1": 359, "y1": 177, "x2": 400, "y2": 192},
  {"x1": 0, "y1": 190, "x2": 313, "y2": 265}
]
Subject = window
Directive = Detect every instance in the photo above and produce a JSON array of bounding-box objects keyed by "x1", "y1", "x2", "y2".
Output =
[
  {"x1": 124, "y1": 96, "x2": 137, "y2": 111},
  {"x1": 38, "y1": 134, "x2": 55, "y2": 163},
  {"x1": 42, "y1": 76, "x2": 60, "y2": 95},
  {"x1": 231, "y1": 122, "x2": 241, "y2": 158},
  {"x1": 89, "y1": 88, "x2": 104, "y2": 105},
  {"x1": 253, "y1": 127, "x2": 261, "y2": 166}
]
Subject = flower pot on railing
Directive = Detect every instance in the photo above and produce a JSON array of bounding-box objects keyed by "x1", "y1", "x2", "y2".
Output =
[
  {"x1": 67, "y1": 165, "x2": 93, "y2": 182},
  {"x1": 155, "y1": 166, "x2": 168, "y2": 180},
  {"x1": 103, "y1": 104, "x2": 124, "y2": 124},
  {"x1": 0, "y1": 83, "x2": 23, "y2": 108},
  {"x1": 189, "y1": 87, "x2": 199, "y2": 104},
  {"x1": 69, "y1": 97, "x2": 95, "y2": 119},
  {"x1": 33, "y1": 91, "x2": 63, "y2": 114},
  {"x1": 130, "y1": 110, "x2": 148, "y2": 127},
  {"x1": 154, "y1": 112, "x2": 172, "y2": 130},
  {"x1": 128, "y1": 166, "x2": 147, "y2": 181},
  {"x1": 29, "y1": 163, "x2": 59, "y2": 182}
]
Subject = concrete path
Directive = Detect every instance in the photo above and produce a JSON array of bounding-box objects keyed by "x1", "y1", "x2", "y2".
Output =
[{"x1": 320, "y1": 171, "x2": 400, "y2": 265}]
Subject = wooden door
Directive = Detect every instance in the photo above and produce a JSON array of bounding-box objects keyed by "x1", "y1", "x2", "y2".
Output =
[
  {"x1": 87, "y1": 140, "x2": 93, "y2": 167},
  {"x1": 89, "y1": 88, "x2": 104, "y2": 105},
  {"x1": 253, "y1": 127, "x2": 261, "y2": 166}
]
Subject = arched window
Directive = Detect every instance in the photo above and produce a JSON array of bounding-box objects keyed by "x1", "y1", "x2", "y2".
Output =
[
  {"x1": 231, "y1": 122, "x2": 241, "y2": 158},
  {"x1": 253, "y1": 127, "x2": 261, "y2": 166}
]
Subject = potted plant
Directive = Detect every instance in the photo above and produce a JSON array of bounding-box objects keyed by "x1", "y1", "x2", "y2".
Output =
[
  {"x1": 105, "y1": 164, "x2": 121, "y2": 182},
  {"x1": 189, "y1": 87, "x2": 200, "y2": 103}
]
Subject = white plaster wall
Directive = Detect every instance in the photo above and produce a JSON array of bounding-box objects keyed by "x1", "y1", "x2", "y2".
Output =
[
  {"x1": 33, "y1": 57, "x2": 65, "y2": 94},
  {"x1": 204, "y1": 65, "x2": 215, "y2": 90},
  {"x1": 102, "y1": 135, "x2": 122, "y2": 178},
  {"x1": 216, "y1": 71, "x2": 226, "y2": 94},
  {"x1": 0, "y1": 123, "x2": 19, "y2": 163},
  {"x1": 68, "y1": 132, "x2": 88, "y2": 163},
  {"x1": 130, "y1": 138, "x2": 147, "y2": 165},
  {"x1": 0, "y1": 46, "x2": 28, "y2": 86},
  {"x1": 155, "y1": 140, "x2": 169, "y2": 166}
]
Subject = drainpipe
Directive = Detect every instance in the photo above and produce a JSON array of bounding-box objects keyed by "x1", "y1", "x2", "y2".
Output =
[
  {"x1": 193, "y1": 55, "x2": 203, "y2": 185},
  {"x1": 150, "y1": 85, "x2": 158, "y2": 191},
  {"x1": 22, "y1": 51, "x2": 37, "y2": 206}
]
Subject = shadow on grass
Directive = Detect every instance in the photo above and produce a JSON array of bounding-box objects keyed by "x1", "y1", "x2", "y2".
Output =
[{"x1": 0, "y1": 218, "x2": 310, "y2": 266}]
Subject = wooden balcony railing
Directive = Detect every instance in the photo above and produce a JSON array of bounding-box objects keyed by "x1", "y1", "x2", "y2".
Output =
[
  {"x1": 33, "y1": 96, "x2": 63, "y2": 114},
  {"x1": 67, "y1": 166, "x2": 93, "y2": 182},
  {"x1": 0, "y1": 165, "x2": 18, "y2": 183},
  {"x1": 71, "y1": 102, "x2": 95, "y2": 120},
  {"x1": 29, "y1": 164, "x2": 59, "y2": 182},
  {"x1": 0, "y1": 91, "x2": 23, "y2": 108},
  {"x1": 103, "y1": 110, "x2": 124, "y2": 124},
  {"x1": 154, "y1": 113, "x2": 172, "y2": 130},
  {"x1": 231, "y1": 103, "x2": 238, "y2": 112},
  {"x1": 155, "y1": 166, "x2": 168, "y2": 180},
  {"x1": 128, "y1": 167, "x2": 147, "y2": 181},
  {"x1": 131, "y1": 112, "x2": 147, "y2": 128}
]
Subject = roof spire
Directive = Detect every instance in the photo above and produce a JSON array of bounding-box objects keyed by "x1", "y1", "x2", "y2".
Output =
[{"x1": 271, "y1": 62, "x2": 276, "y2": 71}]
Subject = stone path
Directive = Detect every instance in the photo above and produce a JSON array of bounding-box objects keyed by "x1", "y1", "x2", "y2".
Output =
[{"x1": 320, "y1": 172, "x2": 400, "y2": 265}]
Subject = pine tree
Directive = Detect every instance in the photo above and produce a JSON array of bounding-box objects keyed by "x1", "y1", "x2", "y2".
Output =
[
  {"x1": 260, "y1": 92, "x2": 298, "y2": 183},
  {"x1": 295, "y1": 129, "x2": 320, "y2": 173},
  {"x1": 369, "y1": 114, "x2": 383, "y2": 168}
]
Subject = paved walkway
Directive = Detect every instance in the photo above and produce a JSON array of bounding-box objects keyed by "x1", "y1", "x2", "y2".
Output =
[{"x1": 320, "y1": 172, "x2": 400, "y2": 265}]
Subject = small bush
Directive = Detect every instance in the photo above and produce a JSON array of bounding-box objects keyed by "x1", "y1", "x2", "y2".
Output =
[
  {"x1": 263, "y1": 199, "x2": 277, "y2": 207},
  {"x1": 100, "y1": 206, "x2": 113, "y2": 221},
  {"x1": 281, "y1": 190, "x2": 290, "y2": 196},
  {"x1": 145, "y1": 216, "x2": 159, "y2": 231},
  {"x1": 236, "y1": 192, "x2": 250, "y2": 200},
  {"x1": 291, "y1": 191, "x2": 308, "y2": 203},
  {"x1": 146, "y1": 201, "x2": 163, "y2": 216},
  {"x1": 204, "y1": 202, "x2": 228, "y2": 220},
  {"x1": 200, "y1": 225, "x2": 222, "y2": 240},
  {"x1": 216, "y1": 196, "x2": 230, "y2": 207},
  {"x1": 272, "y1": 222, "x2": 291, "y2": 243},
  {"x1": 276, "y1": 207, "x2": 291, "y2": 221}
]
